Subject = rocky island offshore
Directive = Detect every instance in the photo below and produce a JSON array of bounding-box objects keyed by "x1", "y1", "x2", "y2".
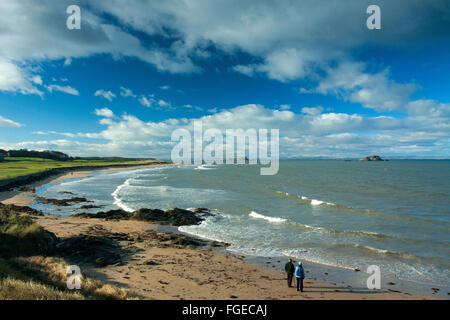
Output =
[{"x1": 358, "y1": 155, "x2": 386, "y2": 161}]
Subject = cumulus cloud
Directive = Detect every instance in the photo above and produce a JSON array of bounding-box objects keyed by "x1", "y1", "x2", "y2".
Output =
[
  {"x1": 94, "y1": 89, "x2": 116, "y2": 101},
  {"x1": 315, "y1": 62, "x2": 418, "y2": 112},
  {"x1": 0, "y1": 59, "x2": 43, "y2": 96},
  {"x1": 92, "y1": 0, "x2": 450, "y2": 55},
  {"x1": 0, "y1": 0, "x2": 200, "y2": 98},
  {"x1": 1, "y1": 0, "x2": 447, "y2": 115},
  {"x1": 4, "y1": 103, "x2": 448, "y2": 158},
  {"x1": 94, "y1": 108, "x2": 115, "y2": 118},
  {"x1": 302, "y1": 106, "x2": 323, "y2": 116}
]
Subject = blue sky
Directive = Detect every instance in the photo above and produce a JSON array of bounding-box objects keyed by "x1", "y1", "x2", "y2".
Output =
[{"x1": 0, "y1": 0, "x2": 449, "y2": 159}]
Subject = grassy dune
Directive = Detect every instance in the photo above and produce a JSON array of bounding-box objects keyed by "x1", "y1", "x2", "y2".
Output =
[
  {"x1": 0, "y1": 157, "x2": 166, "y2": 181},
  {"x1": 0, "y1": 205, "x2": 132, "y2": 300}
]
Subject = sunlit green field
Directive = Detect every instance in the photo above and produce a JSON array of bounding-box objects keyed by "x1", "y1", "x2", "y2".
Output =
[{"x1": 0, "y1": 157, "x2": 165, "y2": 181}]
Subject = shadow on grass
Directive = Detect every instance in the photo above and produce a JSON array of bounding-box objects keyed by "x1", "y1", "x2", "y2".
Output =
[{"x1": 0, "y1": 205, "x2": 134, "y2": 299}]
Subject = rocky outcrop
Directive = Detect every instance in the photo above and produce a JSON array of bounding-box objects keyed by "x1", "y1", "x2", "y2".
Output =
[
  {"x1": 359, "y1": 155, "x2": 385, "y2": 161},
  {"x1": 36, "y1": 196, "x2": 92, "y2": 206},
  {"x1": 75, "y1": 207, "x2": 205, "y2": 226},
  {"x1": 75, "y1": 209, "x2": 131, "y2": 220}
]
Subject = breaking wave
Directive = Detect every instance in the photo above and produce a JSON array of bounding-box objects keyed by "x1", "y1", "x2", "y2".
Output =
[
  {"x1": 249, "y1": 211, "x2": 287, "y2": 223},
  {"x1": 111, "y1": 178, "x2": 134, "y2": 212},
  {"x1": 275, "y1": 191, "x2": 336, "y2": 206}
]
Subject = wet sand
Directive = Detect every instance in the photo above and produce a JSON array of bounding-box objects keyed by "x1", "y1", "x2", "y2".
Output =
[{"x1": 35, "y1": 214, "x2": 431, "y2": 300}]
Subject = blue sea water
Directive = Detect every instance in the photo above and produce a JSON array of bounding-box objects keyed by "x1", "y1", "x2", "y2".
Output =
[{"x1": 33, "y1": 160, "x2": 450, "y2": 288}]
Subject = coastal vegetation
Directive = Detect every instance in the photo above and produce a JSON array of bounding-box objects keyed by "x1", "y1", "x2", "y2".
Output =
[
  {"x1": 0, "y1": 204, "x2": 132, "y2": 299},
  {"x1": 0, "y1": 156, "x2": 168, "y2": 181}
]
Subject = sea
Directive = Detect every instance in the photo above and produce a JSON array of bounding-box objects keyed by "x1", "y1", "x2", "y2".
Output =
[{"x1": 32, "y1": 160, "x2": 450, "y2": 294}]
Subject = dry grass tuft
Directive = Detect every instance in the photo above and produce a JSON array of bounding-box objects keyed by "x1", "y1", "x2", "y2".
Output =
[{"x1": 0, "y1": 256, "x2": 132, "y2": 300}]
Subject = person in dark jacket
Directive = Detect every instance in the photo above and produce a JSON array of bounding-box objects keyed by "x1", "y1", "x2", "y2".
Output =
[
  {"x1": 284, "y1": 259, "x2": 295, "y2": 287},
  {"x1": 295, "y1": 262, "x2": 305, "y2": 292}
]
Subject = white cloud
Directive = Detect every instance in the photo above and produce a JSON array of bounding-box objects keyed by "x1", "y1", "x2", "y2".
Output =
[
  {"x1": 31, "y1": 75, "x2": 43, "y2": 85},
  {"x1": 233, "y1": 64, "x2": 257, "y2": 77},
  {"x1": 94, "y1": 108, "x2": 115, "y2": 118},
  {"x1": 0, "y1": 58, "x2": 43, "y2": 96},
  {"x1": 139, "y1": 96, "x2": 154, "y2": 108},
  {"x1": 2, "y1": 103, "x2": 449, "y2": 158},
  {"x1": 94, "y1": 89, "x2": 116, "y2": 101},
  {"x1": 0, "y1": 0, "x2": 446, "y2": 120},
  {"x1": 315, "y1": 62, "x2": 418, "y2": 112},
  {"x1": 301, "y1": 106, "x2": 323, "y2": 116},
  {"x1": 33, "y1": 131, "x2": 75, "y2": 138},
  {"x1": 0, "y1": 115, "x2": 22, "y2": 128},
  {"x1": 405, "y1": 99, "x2": 450, "y2": 117},
  {"x1": 256, "y1": 49, "x2": 313, "y2": 82},
  {"x1": 64, "y1": 58, "x2": 72, "y2": 66},
  {"x1": 234, "y1": 49, "x2": 319, "y2": 82},
  {"x1": 0, "y1": 0, "x2": 200, "y2": 99},
  {"x1": 46, "y1": 84, "x2": 79, "y2": 96},
  {"x1": 158, "y1": 99, "x2": 171, "y2": 107},
  {"x1": 120, "y1": 86, "x2": 136, "y2": 98}
]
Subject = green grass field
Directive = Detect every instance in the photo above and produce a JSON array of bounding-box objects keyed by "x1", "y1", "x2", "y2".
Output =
[{"x1": 0, "y1": 157, "x2": 166, "y2": 181}]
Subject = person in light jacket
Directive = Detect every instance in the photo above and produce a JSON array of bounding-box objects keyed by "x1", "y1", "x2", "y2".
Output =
[{"x1": 295, "y1": 261, "x2": 305, "y2": 292}]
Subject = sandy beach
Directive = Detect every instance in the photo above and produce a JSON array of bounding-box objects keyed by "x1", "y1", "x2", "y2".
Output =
[
  {"x1": 0, "y1": 163, "x2": 174, "y2": 206},
  {"x1": 0, "y1": 165, "x2": 439, "y2": 300}
]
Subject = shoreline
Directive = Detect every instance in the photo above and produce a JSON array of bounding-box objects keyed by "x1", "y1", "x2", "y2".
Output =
[
  {"x1": 0, "y1": 162, "x2": 174, "y2": 207},
  {"x1": 176, "y1": 226, "x2": 449, "y2": 299},
  {"x1": 0, "y1": 165, "x2": 444, "y2": 300}
]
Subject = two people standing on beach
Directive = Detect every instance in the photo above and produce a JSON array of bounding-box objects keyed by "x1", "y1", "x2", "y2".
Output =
[{"x1": 285, "y1": 259, "x2": 305, "y2": 292}]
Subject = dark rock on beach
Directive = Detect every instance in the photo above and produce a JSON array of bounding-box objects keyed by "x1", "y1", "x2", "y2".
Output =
[
  {"x1": 76, "y1": 207, "x2": 205, "y2": 226},
  {"x1": 163, "y1": 208, "x2": 204, "y2": 226},
  {"x1": 131, "y1": 208, "x2": 166, "y2": 221},
  {"x1": 79, "y1": 204, "x2": 105, "y2": 210},
  {"x1": 36, "y1": 196, "x2": 92, "y2": 206},
  {"x1": 75, "y1": 209, "x2": 131, "y2": 220}
]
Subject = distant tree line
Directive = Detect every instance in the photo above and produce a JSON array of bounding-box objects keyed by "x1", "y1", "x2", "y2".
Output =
[
  {"x1": 0, "y1": 149, "x2": 72, "y2": 161},
  {"x1": 0, "y1": 149, "x2": 155, "y2": 162}
]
